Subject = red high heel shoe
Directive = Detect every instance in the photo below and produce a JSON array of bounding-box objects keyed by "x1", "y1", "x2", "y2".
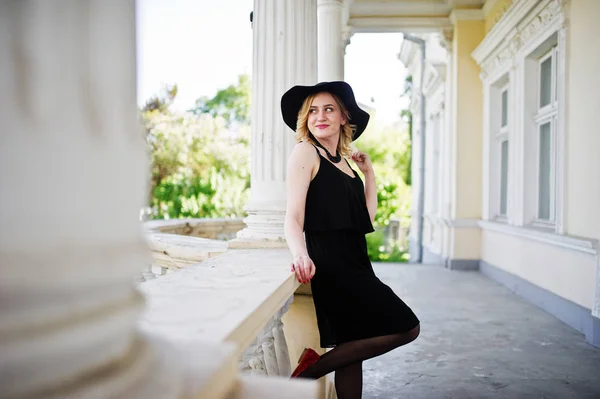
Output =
[{"x1": 291, "y1": 348, "x2": 320, "y2": 378}]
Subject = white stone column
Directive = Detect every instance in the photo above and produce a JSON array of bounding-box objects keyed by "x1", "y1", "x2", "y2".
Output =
[
  {"x1": 232, "y1": 0, "x2": 317, "y2": 245},
  {"x1": 318, "y1": 0, "x2": 345, "y2": 81},
  {"x1": 0, "y1": 2, "x2": 182, "y2": 398}
]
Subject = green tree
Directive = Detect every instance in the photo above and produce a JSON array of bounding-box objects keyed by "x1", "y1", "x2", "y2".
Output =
[
  {"x1": 190, "y1": 74, "x2": 251, "y2": 127},
  {"x1": 142, "y1": 84, "x2": 178, "y2": 113},
  {"x1": 399, "y1": 75, "x2": 413, "y2": 186},
  {"x1": 355, "y1": 120, "x2": 412, "y2": 262},
  {"x1": 144, "y1": 110, "x2": 251, "y2": 220},
  {"x1": 141, "y1": 78, "x2": 251, "y2": 221}
]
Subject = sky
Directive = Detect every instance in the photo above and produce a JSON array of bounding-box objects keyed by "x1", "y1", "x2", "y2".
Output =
[{"x1": 136, "y1": 0, "x2": 409, "y2": 125}]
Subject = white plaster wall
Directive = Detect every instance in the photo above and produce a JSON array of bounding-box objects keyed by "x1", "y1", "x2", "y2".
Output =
[
  {"x1": 565, "y1": 0, "x2": 600, "y2": 243},
  {"x1": 481, "y1": 229, "x2": 597, "y2": 309}
]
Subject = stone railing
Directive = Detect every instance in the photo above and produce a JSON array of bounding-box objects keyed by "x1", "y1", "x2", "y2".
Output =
[
  {"x1": 138, "y1": 247, "x2": 300, "y2": 380},
  {"x1": 239, "y1": 297, "x2": 293, "y2": 377},
  {"x1": 138, "y1": 219, "x2": 329, "y2": 397},
  {"x1": 138, "y1": 219, "x2": 237, "y2": 282},
  {"x1": 144, "y1": 218, "x2": 246, "y2": 240},
  {"x1": 138, "y1": 219, "x2": 301, "y2": 377}
]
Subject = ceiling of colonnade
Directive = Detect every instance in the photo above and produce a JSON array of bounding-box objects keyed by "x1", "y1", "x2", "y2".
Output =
[{"x1": 348, "y1": 0, "x2": 485, "y2": 33}]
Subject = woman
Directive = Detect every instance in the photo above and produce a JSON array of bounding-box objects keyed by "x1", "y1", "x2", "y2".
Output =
[{"x1": 282, "y1": 81, "x2": 420, "y2": 398}]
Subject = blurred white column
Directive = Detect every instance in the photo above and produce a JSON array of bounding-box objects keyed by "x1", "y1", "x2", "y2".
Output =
[
  {"x1": 0, "y1": 2, "x2": 182, "y2": 397},
  {"x1": 233, "y1": 0, "x2": 317, "y2": 245}
]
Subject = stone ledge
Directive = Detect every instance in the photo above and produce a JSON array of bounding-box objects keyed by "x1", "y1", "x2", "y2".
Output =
[
  {"x1": 138, "y1": 248, "x2": 300, "y2": 359},
  {"x1": 145, "y1": 232, "x2": 227, "y2": 269},
  {"x1": 144, "y1": 218, "x2": 245, "y2": 240}
]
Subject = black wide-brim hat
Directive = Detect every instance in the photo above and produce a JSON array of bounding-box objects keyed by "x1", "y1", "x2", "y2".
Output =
[{"x1": 280, "y1": 81, "x2": 370, "y2": 141}]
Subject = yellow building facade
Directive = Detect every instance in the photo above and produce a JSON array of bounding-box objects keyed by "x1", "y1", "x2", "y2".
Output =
[{"x1": 399, "y1": 0, "x2": 600, "y2": 348}]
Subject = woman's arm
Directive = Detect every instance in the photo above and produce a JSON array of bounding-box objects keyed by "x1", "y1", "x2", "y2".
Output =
[{"x1": 284, "y1": 142, "x2": 318, "y2": 283}]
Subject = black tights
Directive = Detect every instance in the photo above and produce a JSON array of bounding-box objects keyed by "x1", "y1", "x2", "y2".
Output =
[{"x1": 298, "y1": 324, "x2": 420, "y2": 399}]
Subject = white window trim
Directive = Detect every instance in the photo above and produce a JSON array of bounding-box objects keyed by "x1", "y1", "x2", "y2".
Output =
[
  {"x1": 497, "y1": 84, "x2": 509, "y2": 219},
  {"x1": 475, "y1": 0, "x2": 567, "y2": 235},
  {"x1": 529, "y1": 45, "x2": 559, "y2": 229},
  {"x1": 484, "y1": 76, "x2": 511, "y2": 223}
]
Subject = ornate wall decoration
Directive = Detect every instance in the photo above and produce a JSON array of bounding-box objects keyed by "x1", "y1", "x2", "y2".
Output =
[
  {"x1": 489, "y1": 0, "x2": 516, "y2": 32},
  {"x1": 479, "y1": 0, "x2": 565, "y2": 81}
]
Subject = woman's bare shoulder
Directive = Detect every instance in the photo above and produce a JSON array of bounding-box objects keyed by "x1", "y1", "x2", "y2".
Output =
[{"x1": 290, "y1": 141, "x2": 318, "y2": 162}]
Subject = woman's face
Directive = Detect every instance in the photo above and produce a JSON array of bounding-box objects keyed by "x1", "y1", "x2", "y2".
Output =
[{"x1": 307, "y1": 92, "x2": 346, "y2": 141}]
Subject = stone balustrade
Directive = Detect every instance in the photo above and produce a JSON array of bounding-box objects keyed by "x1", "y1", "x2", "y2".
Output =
[
  {"x1": 239, "y1": 297, "x2": 293, "y2": 377},
  {"x1": 139, "y1": 248, "x2": 302, "y2": 381},
  {"x1": 144, "y1": 218, "x2": 246, "y2": 240},
  {"x1": 137, "y1": 220, "x2": 231, "y2": 282},
  {"x1": 139, "y1": 220, "x2": 297, "y2": 381}
]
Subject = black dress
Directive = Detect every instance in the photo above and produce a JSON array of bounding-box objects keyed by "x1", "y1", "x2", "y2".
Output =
[{"x1": 304, "y1": 149, "x2": 420, "y2": 348}]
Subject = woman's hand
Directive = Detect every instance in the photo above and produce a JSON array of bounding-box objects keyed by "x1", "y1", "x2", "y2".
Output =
[
  {"x1": 351, "y1": 150, "x2": 374, "y2": 175},
  {"x1": 290, "y1": 254, "x2": 316, "y2": 284}
]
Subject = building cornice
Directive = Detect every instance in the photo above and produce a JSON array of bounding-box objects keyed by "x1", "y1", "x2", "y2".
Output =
[
  {"x1": 349, "y1": 17, "x2": 451, "y2": 33},
  {"x1": 473, "y1": 0, "x2": 565, "y2": 81},
  {"x1": 482, "y1": 0, "x2": 502, "y2": 17},
  {"x1": 449, "y1": 9, "x2": 484, "y2": 24}
]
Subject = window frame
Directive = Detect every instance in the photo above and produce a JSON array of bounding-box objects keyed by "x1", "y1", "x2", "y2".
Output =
[
  {"x1": 495, "y1": 84, "x2": 510, "y2": 220},
  {"x1": 532, "y1": 47, "x2": 558, "y2": 227}
]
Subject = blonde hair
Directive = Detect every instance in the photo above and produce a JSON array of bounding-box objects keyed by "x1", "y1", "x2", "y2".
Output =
[{"x1": 294, "y1": 92, "x2": 355, "y2": 158}]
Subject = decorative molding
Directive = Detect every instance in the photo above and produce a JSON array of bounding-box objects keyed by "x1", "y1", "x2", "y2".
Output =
[
  {"x1": 473, "y1": 0, "x2": 536, "y2": 63},
  {"x1": 479, "y1": 221, "x2": 598, "y2": 255},
  {"x1": 398, "y1": 39, "x2": 417, "y2": 66},
  {"x1": 350, "y1": 1, "x2": 450, "y2": 15},
  {"x1": 342, "y1": 26, "x2": 355, "y2": 51},
  {"x1": 487, "y1": 0, "x2": 515, "y2": 31},
  {"x1": 423, "y1": 63, "x2": 447, "y2": 95},
  {"x1": 449, "y1": 9, "x2": 484, "y2": 24},
  {"x1": 349, "y1": 17, "x2": 452, "y2": 33},
  {"x1": 474, "y1": 0, "x2": 565, "y2": 81},
  {"x1": 447, "y1": 0, "x2": 486, "y2": 6},
  {"x1": 439, "y1": 28, "x2": 454, "y2": 51}
]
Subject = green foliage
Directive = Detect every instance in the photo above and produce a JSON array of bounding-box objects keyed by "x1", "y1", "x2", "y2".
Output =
[
  {"x1": 143, "y1": 93, "x2": 250, "y2": 219},
  {"x1": 399, "y1": 109, "x2": 412, "y2": 186},
  {"x1": 356, "y1": 122, "x2": 412, "y2": 229},
  {"x1": 142, "y1": 84, "x2": 178, "y2": 113},
  {"x1": 366, "y1": 230, "x2": 408, "y2": 263},
  {"x1": 399, "y1": 74, "x2": 413, "y2": 186},
  {"x1": 355, "y1": 119, "x2": 412, "y2": 262},
  {"x1": 190, "y1": 74, "x2": 251, "y2": 127}
]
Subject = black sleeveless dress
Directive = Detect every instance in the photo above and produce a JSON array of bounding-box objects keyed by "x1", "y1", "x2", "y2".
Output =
[{"x1": 304, "y1": 149, "x2": 420, "y2": 348}]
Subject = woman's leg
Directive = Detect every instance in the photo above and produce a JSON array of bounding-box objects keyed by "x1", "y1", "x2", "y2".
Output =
[
  {"x1": 334, "y1": 361, "x2": 363, "y2": 399},
  {"x1": 298, "y1": 324, "x2": 419, "y2": 380}
]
